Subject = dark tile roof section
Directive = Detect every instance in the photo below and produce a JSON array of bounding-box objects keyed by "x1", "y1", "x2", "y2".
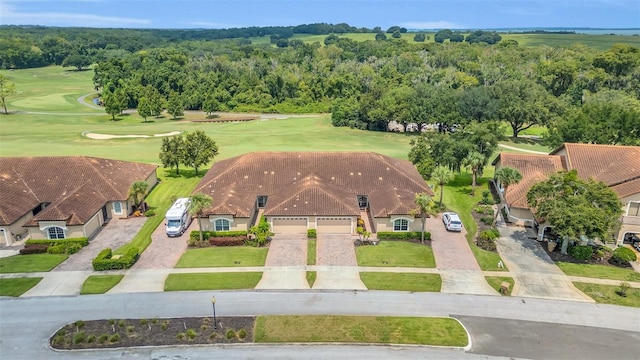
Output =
[
  {"x1": 0, "y1": 156, "x2": 157, "y2": 226},
  {"x1": 193, "y1": 152, "x2": 432, "y2": 218}
]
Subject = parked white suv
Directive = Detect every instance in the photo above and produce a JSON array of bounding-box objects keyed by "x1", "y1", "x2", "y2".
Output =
[{"x1": 442, "y1": 212, "x2": 463, "y2": 232}]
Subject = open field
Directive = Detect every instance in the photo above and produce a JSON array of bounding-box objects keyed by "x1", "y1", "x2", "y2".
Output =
[
  {"x1": 360, "y1": 272, "x2": 442, "y2": 292},
  {"x1": 80, "y1": 275, "x2": 124, "y2": 295},
  {"x1": 0, "y1": 254, "x2": 68, "y2": 273},
  {"x1": 356, "y1": 241, "x2": 436, "y2": 268},
  {"x1": 0, "y1": 277, "x2": 42, "y2": 297},
  {"x1": 164, "y1": 272, "x2": 263, "y2": 291}
]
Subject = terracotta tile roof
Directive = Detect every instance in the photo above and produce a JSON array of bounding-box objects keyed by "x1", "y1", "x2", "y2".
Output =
[
  {"x1": 194, "y1": 152, "x2": 432, "y2": 218},
  {"x1": 0, "y1": 156, "x2": 157, "y2": 226},
  {"x1": 25, "y1": 182, "x2": 108, "y2": 226},
  {"x1": 495, "y1": 153, "x2": 566, "y2": 208}
]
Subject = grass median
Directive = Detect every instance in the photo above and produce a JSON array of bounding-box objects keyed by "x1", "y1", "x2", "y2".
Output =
[
  {"x1": 307, "y1": 240, "x2": 316, "y2": 265},
  {"x1": 485, "y1": 276, "x2": 514, "y2": 296},
  {"x1": 80, "y1": 275, "x2": 124, "y2": 295},
  {"x1": 0, "y1": 278, "x2": 43, "y2": 297},
  {"x1": 164, "y1": 272, "x2": 263, "y2": 291},
  {"x1": 0, "y1": 254, "x2": 68, "y2": 273},
  {"x1": 557, "y1": 262, "x2": 640, "y2": 282},
  {"x1": 360, "y1": 272, "x2": 441, "y2": 292},
  {"x1": 356, "y1": 241, "x2": 435, "y2": 267}
]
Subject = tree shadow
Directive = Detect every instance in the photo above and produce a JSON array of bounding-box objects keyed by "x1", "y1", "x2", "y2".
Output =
[
  {"x1": 169, "y1": 117, "x2": 185, "y2": 121},
  {"x1": 164, "y1": 168, "x2": 206, "y2": 179},
  {"x1": 509, "y1": 137, "x2": 542, "y2": 145}
]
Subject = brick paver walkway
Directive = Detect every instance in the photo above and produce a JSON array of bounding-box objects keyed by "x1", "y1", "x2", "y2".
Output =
[
  {"x1": 316, "y1": 233, "x2": 358, "y2": 266},
  {"x1": 428, "y1": 216, "x2": 479, "y2": 271}
]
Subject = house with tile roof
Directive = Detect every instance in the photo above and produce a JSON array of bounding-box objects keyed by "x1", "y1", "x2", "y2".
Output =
[
  {"x1": 192, "y1": 152, "x2": 433, "y2": 235},
  {"x1": 493, "y1": 143, "x2": 640, "y2": 245},
  {"x1": 0, "y1": 156, "x2": 158, "y2": 245}
]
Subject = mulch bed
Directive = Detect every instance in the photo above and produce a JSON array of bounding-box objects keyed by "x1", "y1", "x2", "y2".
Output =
[{"x1": 51, "y1": 316, "x2": 255, "y2": 350}]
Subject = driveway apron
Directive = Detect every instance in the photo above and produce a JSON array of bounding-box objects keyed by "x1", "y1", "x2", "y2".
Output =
[
  {"x1": 496, "y1": 220, "x2": 592, "y2": 302},
  {"x1": 428, "y1": 216, "x2": 498, "y2": 296},
  {"x1": 313, "y1": 234, "x2": 366, "y2": 290},
  {"x1": 256, "y1": 234, "x2": 309, "y2": 289}
]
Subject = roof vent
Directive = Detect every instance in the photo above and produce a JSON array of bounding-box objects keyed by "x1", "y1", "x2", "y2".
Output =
[
  {"x1": 244, "y1": 175, "x2": 248, "y2": 179},
  {"x1": 357, "y1": 172, "x2": 361, "y2": 176},
  {"x1": 350, "y1": 172, "x2": 354, "y2": 176},
  {"x1": 264, "y1": 171, "x2": 268, "y2": 174},
  {"x1": 271, "y1": 171, "x2": 275, "y2": 175},
  {"x1": 379, "y1": 177, "x2": 383, "y2": 181}
]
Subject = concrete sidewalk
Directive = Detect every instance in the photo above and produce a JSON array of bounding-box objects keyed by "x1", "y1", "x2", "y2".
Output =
[{"x1": 20, "y1": 271, "x2": 93, "y2": 297}]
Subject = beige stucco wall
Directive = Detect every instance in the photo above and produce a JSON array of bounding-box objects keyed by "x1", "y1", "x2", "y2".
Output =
[
  {"x1": 28, "y1": 221, "x2": 85, "y2": 240},
  {"x1": 0, "y1": 212, "x2": 33, "y2": 244},
  {"x1": 374, "y1": 215, "x2": 422, "y2": 232},
  {"x1": 201, "y1": 215, "x2": 249, "y2": 232},
  {"x1": 83, "y1": 211, "x2": 103, "y2": 239}
]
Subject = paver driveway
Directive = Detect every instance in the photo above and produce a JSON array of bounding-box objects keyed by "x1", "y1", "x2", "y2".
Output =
[
  {"x1": 255, "y1": 233, "x2": 308, "y2": 289},
  {"x1": 314, "y1": 233, "x2": 366, "y2": 290}
]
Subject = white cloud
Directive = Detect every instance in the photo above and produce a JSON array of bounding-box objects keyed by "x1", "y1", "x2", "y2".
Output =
[
  {"x1": 0, "y1": 3, "x2": 151, "y2": 27},
  {"x1": 400, "y1": 21, "x2": 466, "y2": 29}
]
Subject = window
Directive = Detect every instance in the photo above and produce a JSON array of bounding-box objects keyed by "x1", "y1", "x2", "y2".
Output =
[
  {"x1": 47, "y1": 226, "x2": 65, "y2": 239},
  {"x1": 628, "y1": 202, "x2": 640, "y2": 217},
  {"x1": 393, "y1": 219, "x2": 408, "y2": 231},
  {"x1": 113, "y1": 202, "x2": 122, "y2": 214},
  {"x1": 257, "y1": 196, "x2": 268, "y2": 208},
  {"x1": 214, "y1": 219, "x2": 230, "y2": 231}
]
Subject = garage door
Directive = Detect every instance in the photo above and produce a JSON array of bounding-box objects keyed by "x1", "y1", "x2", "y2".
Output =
[
  {"x1": 316, "y1": 217, "x2": 352, "y2": 234},
  {"x1": 272, "y1": 217, "x2": 308, "y2": 234}
]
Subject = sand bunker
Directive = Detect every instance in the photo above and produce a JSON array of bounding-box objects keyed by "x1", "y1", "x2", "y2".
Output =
[{"x1": 83, "y1": 131, "x2": 182, "y2": 140}]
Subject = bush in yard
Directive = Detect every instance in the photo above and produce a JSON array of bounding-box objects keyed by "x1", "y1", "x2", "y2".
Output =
[
  {"x1": 92, "y1": 247, "x2": 140, "y2": 271},
  {"x1": 26, "y1": 238, "x2": 89, "y2": 247},
  {"x1": 109, "y1": 334, "x2": 120, "y2": 343},
  {"x1": 307, "y1": 229, "x2": 317, "y2": 239},
  {"x1": 569, "y1": 245, "x2": 593, "y2": 261},
  {"x1": 480, "y1": 216, "x2": 494, "y2": 225},
  {"x1": 186, "y1": 329, "x2": 197, "y2": 340},
  {"x1": 226, "y1": 329, "x2": 236, "y2": 339},
  {"x1": 612, "y1": 247, "x2": 637, "y2": 266},
  {"x1": 87, "y1": 335, "x2": 95, "y2": 343},
  {"x1": 377, "y1": 232, "x2": 429, "y2": 241},
  {"x1": 248, "y1": 216, "x2": 273, "y2": 247},
  {"x1": 19, "y1": 244, "x2": 48, "y2": 254},
  {"x1": 617, "y1": 282, "x2": 630, "y2": 297},
  {"x1": 209, "y1": 236, "x2": 246, "y2": 246},
  {"x1": 477, "y1": 228, "x2": 500, "y2": 251},
  {"x1": 144, "y1": 210, "x2": 156, "y2": 217},
  {"x1": 480, "y1": 190, "x2": 494, "y2": 205},
  {"x1": 238, "y1": 328, "x2": 247, "y2": 339},
  {"x1": 190, "y1": 231, "x2": 247, "y2": 242},
  {"x1": 73, "y1": 332, "x2": 85, "y2": 344},
  {"x1": 98, "y1": 334, "x2": 109, "y2": 343}
]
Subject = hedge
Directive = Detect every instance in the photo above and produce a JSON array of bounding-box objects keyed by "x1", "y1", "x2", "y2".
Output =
[
  {"x1": 569, "y1": 245, "x2": 593, "y2": 261},
  {"x1": 377, "y1": 232, "x2": 430, "y2": 241},
  {"x1": 612, "y1": 247, "x2": 637, "y2": 266},
  {"x1": 189, "y1": 231, "x2": 247, "y2": 241},
  {"x1": 19, "y1": 244, "x2": 49, "y2": 255},
  {"x1": 92, "y1": 247, "x2": 140, "y2": 271},
  {"x1": 26, "y1": 238, "x2": 89, "y2": 247},
  {"x1": 307, "y1": 229, "x2": 317, "y2": 239},
  {"x1": 209, "y1": 237, "x2": 246, "y2": 246}
]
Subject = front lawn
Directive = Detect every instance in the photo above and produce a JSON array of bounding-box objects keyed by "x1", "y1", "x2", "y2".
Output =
[
  {"x1": 0, "y1": 277, "x2": 43, "y2": 296},
  {"x1": 0, "y1": 254, "x2": 68, "y2": 273},
  {"x1": 360, "y1": 272, "x2": 441, "y2": 292},
  {"x1": 557, "y1": 262, "x2": 640, "y2": 282},
  {"x1": 255, "y1": 315, "x2": 467, "y2": 346},
  {"x1": 573, "y1": 282, "x2": 640, "y2": 308},
  {"x1": 175, "y1": 247, "x2": 268, "y2": 268},
  {"x1": 485, "y1": 276, "x2": 515, "y2": 296},
  {"x1": 164, "y1": 272, "x2": 263, "y2": 291},
  {"x1": 356, "y1": 241, "x2": 435, "y2": 267},
  {"x1": 80, "y1": 275, "x2": 124, "y2": 295}
]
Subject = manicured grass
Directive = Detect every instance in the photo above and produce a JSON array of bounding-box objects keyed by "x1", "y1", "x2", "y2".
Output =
[
  {"x1": 0, "y1": 277, "x2": 43, "y2": 296},
  {"x1": 557, "y1": 262, "x2": 640, "y2": 282},
  {"x1": 485, "y1": 276, "x2": 515, "y2": 296},
  {"x1": 360, "y1": 272, "x2": 442, "y2": 292},
  {"x1": 175, "y1": 247, "x2": 268, "y2": 268},
  {"x1": 0, "y1": 254, "x2": 68, "y2": 273},
  {"x1": 306, "y1": 271, "x2": 316, "y2": 288},
  {"x1": 164, "y1": 272, "x2": 263, "y2": 291},
  {"x1": 307, "y1": 240, "x2": 316, "y2": 265},
  {"x1": 573, "y1": 282, "x2": 640, "y2": 308},
  {"x1": 500, "y1": 139, "x2": 551, "y2": 154},
  {"x1": 502, "y1": 33, "x2": 640, "y2": 51},
  {"x1": 255, "y1": 315, "x2": 468, "y2": 346},
  {"x1": 80, "y1": 275, "x2": 124, "y2": 295},
  {"x1": 356, "y1": 241, "x2": 435, "y2": 268}
]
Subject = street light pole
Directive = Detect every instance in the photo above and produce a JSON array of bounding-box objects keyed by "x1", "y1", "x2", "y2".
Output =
[{"x1": 211, "y1": 296, "x2": 217, "y2": 329}]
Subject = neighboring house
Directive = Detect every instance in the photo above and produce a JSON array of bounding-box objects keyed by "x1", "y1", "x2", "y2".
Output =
[
  {"x1": 493, "y1": 143, "x2": 640, "y2": 245},
  {"x1": 0, "y1": 156, "x2": 158, "y2": 245},
  {"x1": 192, "y1": 152, "x2": 433, "y2": 235}
]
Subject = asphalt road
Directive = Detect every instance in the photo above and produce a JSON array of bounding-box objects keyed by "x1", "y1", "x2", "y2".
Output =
[{"x1": 1, "y1": 291, "x2": 639, "y2": 359}]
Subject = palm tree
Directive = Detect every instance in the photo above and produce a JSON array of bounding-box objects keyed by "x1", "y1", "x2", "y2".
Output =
[
  {"x1": 493, "y1": 166, "x2": 523, "y2": 224},
  {"x1": 431, "y1": 165, "x2": 453, "y2": 209},
  {"x1": 463, "y1": 151, "x2": 485, "y2": 196},
  {"x1": 414, "y1": 192, "x2": 435, "y2": 244},
  {"x1": 189, "y1": 193, "x2": 213, "y2": 243},
  {"x1": 128, "y1": 180, "x2": 149, "y2": 213}
]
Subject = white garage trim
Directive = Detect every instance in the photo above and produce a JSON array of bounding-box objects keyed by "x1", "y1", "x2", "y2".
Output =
[{"x1": 315, "y1": 217, "x2": 354, "y2": 234}]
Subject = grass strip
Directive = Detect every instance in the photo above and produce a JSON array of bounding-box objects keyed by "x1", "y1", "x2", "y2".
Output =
[
  {"x1": 557, "y1": 262, "x2": 640, "y2": 282},
  {"x1": 307, "y1": 240, "x2": 316, "y2": 265},
  {"x1": 0, "y1": 277, "x2": 43, "y2": 296},
  {"x1": 175, "y1": 247, "x2": 268, "y2": 268},
  {"x1": 485, "y1": 276, "x2": 514, "y2": 296},
  {"x1": 0, "y1": 254, "x2": 68, "y2": 273},
  {"x1": 306, "y1": 271, "x2": 316, "y2": 288},
  {"x1": 255, "y1": 315, "x2": 467, "y2": 346},
  {"x1": 80, "y1": 275, "x2": 124, "y2": 295},
  {"x1": 356, "y1": 241, "x2": 435, "y2": 268},
  {"x1": 573, "y1": 282, "x2": 640, "y2": 308},
  {"x1": 360, "y1": 272, "x2": 441, "y2": 292},
  {"x1": 164, "y1": 272, "x2": 262, "y2": 291}
]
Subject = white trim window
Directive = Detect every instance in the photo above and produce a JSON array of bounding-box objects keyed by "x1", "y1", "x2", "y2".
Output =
[
  {"x1": 393, "y1": 218, "x2": 409, "y2": 232},
  {"x1": 113, "y1": 201, "x2": 123, "y2": 215},
  {"x1": 214, "y1": 218, "x2": 231, "y2": 231},
  {"x1": 627, "y1": 201, "x2": 640, "y2": 217},
  {"x1": 47, "y1": 226, "x2": 65, "y2": 239}
]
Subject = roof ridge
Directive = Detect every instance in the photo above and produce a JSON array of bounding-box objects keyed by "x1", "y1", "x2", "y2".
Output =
[{"x1": 81, "y1": 157, "x2": 133, "y2": 199}]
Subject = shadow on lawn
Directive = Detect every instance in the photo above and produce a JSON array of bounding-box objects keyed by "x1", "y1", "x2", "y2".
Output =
[{"x1": 164, "y1": 168, "x2": 207, "y2": 179}]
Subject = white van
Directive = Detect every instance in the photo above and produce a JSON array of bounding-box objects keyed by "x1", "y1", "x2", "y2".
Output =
[{"x1": 165, "y1": 198, "x2": 192, "y2": 237}]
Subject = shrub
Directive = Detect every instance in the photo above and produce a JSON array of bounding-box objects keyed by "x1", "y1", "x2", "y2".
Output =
[
  {"x1": 612, "y1": 247, "x2": 637, "y2": 266},
  {"x1": 26, "y1": 238, "x2": 89, "y2": 247},
  {"x1": 176, "y1": 333, "x2": 186, "y2": 340},
  {"x1": 87, "y1": 335, "x2": 95, "y2": 343},
  {"x1": 569, "y1": 245, "x2": 593, "y2": 261},
  {"x1": 617, "y1": 282, "x2": 630, "y2": 297},
  {"x1": 53, "y1": 335, "x2": 65, "y2": 346},
  {"x1": 307, "y1": 229, "x2": 317, "y2": 239},
  {"x1": 186, "y1": 329, "x2": 197, "y2": 340},
  {"x1": 481, "y1": 190, "x2": 494, "y2": 205},
  {"x1": 161, "y1": 322, "x2": 168, "y2": 330},
  {"x1": 126, "y1": 325, "x2": 135, "y2": 333},
  {"x1": 65, "y1": 243, "x2": 82, "y2": 254},
  {"x1": 47, "y1": 244, "x2": 67, "y2": 254},
  {"x1": 238, "y1": 328, "x2": 247, "y2": 339},
  {"x1": 477, "y1": 228, "x2": 500, "y2": 251},
  {"x1": 19, "y1": 244, "x2": 49, "y2": 254},
  {"x1": 73, "y1": 332, "x2": 85, "y2": 344},
  {"x1": 74, "y1": 320, "x2": 85, "y2": 328},
  {"x1": 377, "y1": 232, "x2": 429, "y2": 241},
  {"x1": 226, "y1": 329, "x2": 236, "y2": 339},
  {"x1": 98, "y1": 334, "x2": 109, "y2": 343},
  {"x1": 201, "y1": 325, "x2": 208, "y2": 331},
  {"x1": 92, "y1": 247, "x2": 140, "y2": 270},
  {"x1": 209, "y1": 236, "x2": 246, "y2": 246},
  {"x1": 140, "y1": 319, "x2": 148, "y2": 325},
  {"x1": 144, "y1": 210, "x2": 156, "y2": 217},
  {"x1": 108, "y1": 319, "x2": 115, "y2": 325},
  {"x1": 209, "y1": 333, "x2": 217, "y2": 340},
  {"x1": 190, "y1": 231, "x2": 247, "y2": 242},
  {"x1": 118, "y1": 320, "x2": 125, "y2": 328},
  {"x1": 109, "y1": 334, "x2": 120, "y2": 343},
  {"x1": 480, "y1": 216, "x2": 494, "y2": 225}
]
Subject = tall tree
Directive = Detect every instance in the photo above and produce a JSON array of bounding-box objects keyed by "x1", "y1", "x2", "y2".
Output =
[
  {"x1": 431, "y1": 165, "x2": 453, "y2": 209},
  {"x1": 527, "y1": 170, "x2": 623, "y2": 253},
  {"x1": 183, "y1": 130, "x2": 218, "y2": 175},
  {"x1": 103, "y1": 87, "x2": 127, "y2": 120},
  {"x1": 167, "y1": 91, "x2": 184, "y2": 119},
  {"x1": 414, "y1": 192, "x2": 435, "y2": 244},
  {"x1": 128, "y1": 180, "x2": 149, "y2": 213},
  {"x1": 463, "y1": 151, "x2": 485, "y2": 196},
  {"x1": 159, "y1": 135, "x2": 185, "y2": 175},
  {"x1": 137, "y1": 96, "x2": 152, "y2": 122},
  {"x1": 493, "y1": 166, "x2": 522, "y2": 224},
  {"x1": 61, "y1": 54, "x2": 92, "y2": 71},
  {"x1": 0, "y1": 75, "x2": 17, "y2": 114},
  {"x1": 189, "y1": 193, "x2": 213, "y2": 243}
]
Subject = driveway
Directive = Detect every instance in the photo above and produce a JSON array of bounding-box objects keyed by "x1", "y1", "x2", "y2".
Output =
[
  {"x1": 428, "y1": 216, "x2": 498, "y2": 296},
  {"x1": 496, "y1": 222, "x2": 592, "y2": 302},
  {"x1": 313, "y1": 233, "x2": 366, "y2": 290},
  {"x1": 255, "y1": 233, "x2": 308, "y2": 290}
]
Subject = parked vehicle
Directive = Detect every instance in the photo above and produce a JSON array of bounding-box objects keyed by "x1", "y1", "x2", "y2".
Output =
[
  {"x1": 442, "y1": 212, "x2": 463, "y2": 232},
  {"x1": 165, "y1": 197, "x2": 192, "y2": 237}
]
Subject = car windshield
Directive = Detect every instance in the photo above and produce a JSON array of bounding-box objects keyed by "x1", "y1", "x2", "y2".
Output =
[
  {"x1": 167, "y1": 220, "x2": 181, "y2": 227},
  {"x1": 451, "y1": 221, "x2": 461, "y2": 225}
]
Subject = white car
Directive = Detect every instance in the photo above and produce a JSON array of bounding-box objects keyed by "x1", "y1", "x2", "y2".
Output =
[{"x1": 442, "y1": 212, "x2": 463, "y2": 232}]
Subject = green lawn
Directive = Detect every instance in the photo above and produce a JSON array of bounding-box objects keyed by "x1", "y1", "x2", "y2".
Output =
[
  {"x1": 0, "y1": 277, "x2": 43, "y2": 297},
  {"x1": 557, "y1": 262, "x2": 640, "y2": 282},
  {"x1": 360, "y1": 272, "x2": 442, "y2": 292},
  {"x1": 0, "y1": 254, "x2": 68, "y2": 273},
  {"x1": 573, "y1": 282, "x2": 640, "y2": 308},
  {"x1": 307, "y1": 240, "x2": 316, "y2": 265},
  {"x1": 255, "y1": 315, "x2": 467, "y2": 346},
  {"x1": 356, "y1": 241, "x2": 435, "y2": 267},
  {"x1": 164, "y1": 272, "x2": 263, "y2": 291},
  {"x1": 175, "y1": 247, "x2": 268, "y2": 268},
  {"x1": 485, "y1": 276, "x2": 515, "y2": 296},
  {"x1": 306, "y1": 271, "x2": 316, "y2": 288},
  {"x1": 80, "y1": 275, "x2": 124, "y2": 295}
]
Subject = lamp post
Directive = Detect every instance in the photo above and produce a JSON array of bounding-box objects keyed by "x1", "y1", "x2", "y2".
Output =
[{"x1": 210, "y1": 296, "x2": 217, "y2": 329}]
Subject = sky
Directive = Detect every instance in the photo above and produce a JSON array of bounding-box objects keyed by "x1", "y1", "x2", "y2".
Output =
[{"x1": 0, "y1": 0, "x2": 638, "y2": 29}]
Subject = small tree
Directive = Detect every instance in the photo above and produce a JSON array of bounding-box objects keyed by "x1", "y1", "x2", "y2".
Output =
[
  {"x1": 0, "y1": 75, "x2": 17, "y2": 114},
  {"x1": 137, "y1": 96, "x2": 152, "y2": 122},
  {"x1": 167, "y1": 92, "x2": 184, "y2": 119},
  {"x1": 431, "y1": 165, "x2": 453, "y2": 209},
  {"x1": 128, "y1": 181, "x2": 149, "y2": 213},
  {"x1": 248, "y1": 216, "x2": 273, "y2": 247},
  {"x1": 463, "y1": 151, "x2": 485, "y2": 196},
  {"x1": 61, "y1": 54, "x2": 92, "y2": 71},
  {"x1": 159, "y1": 135, "x2": 185, "y2": 175},
  {"x1": 413, "y1": 192, "x2": 435, "y2": 244},
  {"x1": 189, "y1": 193, "x2": 213, "y2": 243},
  {"x1": 183, "y1": 130, "x2": 218, "y2": 176},
  {"x1": 103, "y1": 88, "x2": 127, "y2": 120},
  {"x1": 493, "y1": 166, "x2": 522, "y2": 224},
  {"x1": 413, "y1": 33, "x2": 426, "y2": 42}
]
